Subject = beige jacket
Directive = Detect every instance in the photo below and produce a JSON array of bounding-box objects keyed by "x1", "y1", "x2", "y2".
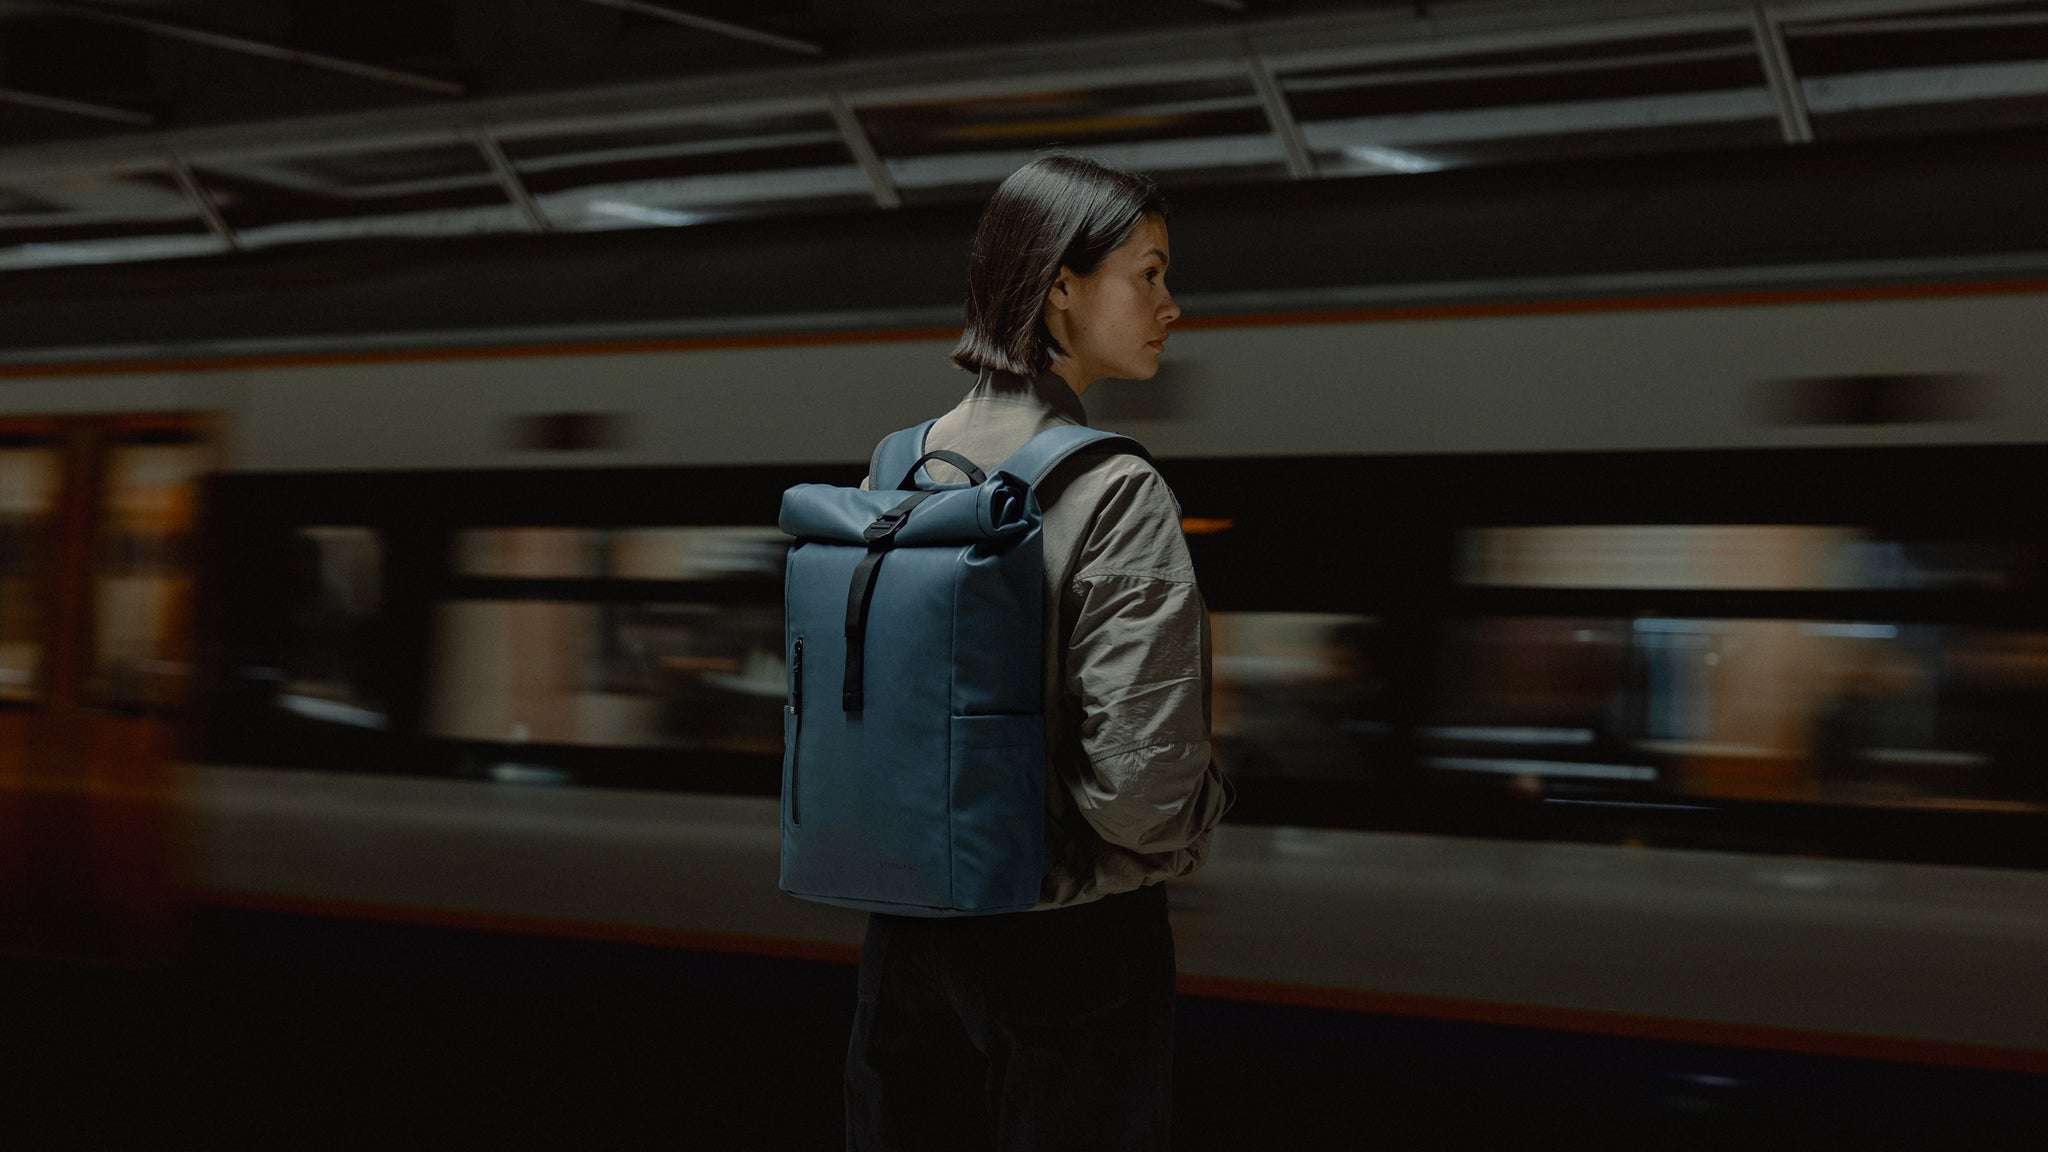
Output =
[{"x1": 870, "y1": 369, "x2": 1234, "y2": 907}]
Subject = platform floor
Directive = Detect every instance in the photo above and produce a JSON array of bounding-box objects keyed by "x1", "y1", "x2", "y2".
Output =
[{"x1": 2, "y1": 908, "x2": 2039, "y2": 1148}]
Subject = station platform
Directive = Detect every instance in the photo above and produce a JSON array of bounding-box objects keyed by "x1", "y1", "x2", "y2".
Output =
[{"x1": 3, "y1": 904, "x2": 2038, "y2": 1149}]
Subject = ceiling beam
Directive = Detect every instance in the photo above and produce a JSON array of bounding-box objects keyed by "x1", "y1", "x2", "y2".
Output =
[
  {"x1": 573, "y1": 0, "x2": 823, "y2": 56},
  {"x1": 0, "y1": 85, "x2": 154, "y2": 126},
  {"x1": 825, "y1": 94, "x2": 900, "y2": 209},
  {"x1": 3, "y1": 1, "x2": 465, "y2": 95},
  {"x1": 166, "y1": 150, "x2": 238, "y2": 251},
  {"x1": 1751, "y1": 0, "x2": 1816, "y2": 143},
  {"x1": 1791, "y1": 11, "x2": 2048, "y2": 35},
  {"x1": 1772, "y1": 0, "x2": 2017, "y2": 22},
  {"x1": 1246, "y1": 53, "x2": 1314, "y2": 178},
  {"x1": 473, "y1": 129, "x2": 552, "y2": 233}
]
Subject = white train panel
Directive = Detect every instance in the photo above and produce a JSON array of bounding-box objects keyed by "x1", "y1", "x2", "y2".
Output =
[{"x1": 6, "y1": 285, "x2": 2046, "y2": 469}]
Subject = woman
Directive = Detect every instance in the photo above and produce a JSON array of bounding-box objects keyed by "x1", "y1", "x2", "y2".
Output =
[{"x1": 844, "y1": 154, "x2": 1232, "y2": 1151}]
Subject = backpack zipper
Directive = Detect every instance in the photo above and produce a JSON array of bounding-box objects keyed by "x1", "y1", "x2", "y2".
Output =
[{"x1": 787, "y1": 635, "x2": 804, "y2": 826}]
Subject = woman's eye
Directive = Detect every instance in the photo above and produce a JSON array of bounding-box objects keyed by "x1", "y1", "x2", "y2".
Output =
[{"x1": 1144, "y1": 269, "x2": 1159, "y2": 282}]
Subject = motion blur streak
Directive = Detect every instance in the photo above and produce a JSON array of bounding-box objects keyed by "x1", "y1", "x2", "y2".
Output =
[{"x1": 1, "y1": 419, "x2": 206, "y2": 964}]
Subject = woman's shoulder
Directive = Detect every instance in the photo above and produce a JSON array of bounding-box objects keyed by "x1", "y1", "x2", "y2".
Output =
[
  {"x1": 1051, "y1": 442, "x2": 1184, "y2": 547},
  {"x1": 1062, "y1": 435, "x2": 1171, "y2": 498}
]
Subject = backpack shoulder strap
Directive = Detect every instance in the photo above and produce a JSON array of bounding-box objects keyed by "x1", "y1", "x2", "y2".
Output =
[
  {"x1": 997, "y1": 424, "x2": 1150, "y2": 490},
  {"x1": 869, "y1": 420, "x2": 936, "y2": 491}
]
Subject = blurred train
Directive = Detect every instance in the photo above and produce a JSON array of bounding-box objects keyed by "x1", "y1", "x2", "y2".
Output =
[{"x1": 2, "y1": 130, "x2": 2046, "y2": 1135}]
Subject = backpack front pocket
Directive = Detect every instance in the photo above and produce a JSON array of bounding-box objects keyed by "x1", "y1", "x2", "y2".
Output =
[{"x1": 948, "y1": 713, "x2": 1047, "y2": 911}]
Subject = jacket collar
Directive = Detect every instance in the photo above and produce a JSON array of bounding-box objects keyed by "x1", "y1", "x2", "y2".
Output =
[{"x1": 968, "y1": 367, "x2": 1089, "y2": 427}]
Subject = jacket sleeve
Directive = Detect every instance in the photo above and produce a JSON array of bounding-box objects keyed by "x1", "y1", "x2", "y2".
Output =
[{"x1": 1060, "y1": 466, "x2": 1233, "y2": 856}]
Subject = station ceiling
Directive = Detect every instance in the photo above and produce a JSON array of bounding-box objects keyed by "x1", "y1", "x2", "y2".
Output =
[{"x1": 3, "y1": 0, "x2": 2048, "y2": 274}]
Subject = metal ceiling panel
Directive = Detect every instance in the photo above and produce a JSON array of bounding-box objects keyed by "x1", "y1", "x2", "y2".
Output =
[
  {"x1": 1284, "y1": 30, "x2": 1783, "y2": 174},
  {"x1": 0, "y1": 166, "x2": 221, "y2": 270},
  {"x1": 1786, "y1": 1, "x2": 2048, "y2": 137},
  {"x1": 499, "y1": 109, "x2": 871, "y2": 229},
  {"x1": 859, "y1": 75, "x2": 1286, "y2": 204},
  {"x1": 186, "y1": 139, "x2": 523, "y2": 248}
]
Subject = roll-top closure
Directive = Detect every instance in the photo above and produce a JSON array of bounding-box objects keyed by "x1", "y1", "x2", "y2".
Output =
[{"x1": 781, "y1": 476, "x2": 1034, "y2": 547}]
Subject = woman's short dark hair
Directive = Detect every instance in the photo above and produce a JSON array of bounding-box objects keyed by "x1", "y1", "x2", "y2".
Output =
[{"x1": 950, "y1": 154, "x2": 1169, "y2": 377}]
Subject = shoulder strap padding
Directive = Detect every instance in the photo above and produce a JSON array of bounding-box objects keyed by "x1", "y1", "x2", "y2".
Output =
[{"x1": 996, "y1": 425, "x2": 1150, "y2": 489}]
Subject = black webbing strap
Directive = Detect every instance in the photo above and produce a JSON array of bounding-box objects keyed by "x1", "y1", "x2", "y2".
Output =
[
  {"x1": 843, "y1": 489, "x2": 936, "y2": 711},
  {"x1": 896, "y1": 450, "x2": 986, "y2": 490},
  {"x1": 843, "y1": 551, "x2": 886, "y2": 711}
]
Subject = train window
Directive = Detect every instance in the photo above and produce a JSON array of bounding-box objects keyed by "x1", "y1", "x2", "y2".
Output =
[
  {"x1": 1461, "y1": 525, "x2": 2035, "y2": 591},
  {"x1": 425, "y1": 600, "x2": 784, "y2": 758},
  {"x1": 91, "y1": 442, "x2": 208, "y2": 711},
  {"x1": 453, "y1": 528, "x2": 601, "y2": 579},
  {"x1": 1429, "y1": 616, "x2": 2048, "y2": 814},
  {"x1": 1211, "y1": 614, "x2": 1393, "y2": 786},
  {"x1": 275, "y1": 527, "x2": 387, "y2": 730},
  {"x1": 452, "y1": 526, "x2": 788, "y2": 581},
  {"x1": 420, "y1": 523, "x2": 792, "y2": 786},
  {"x1": 607, "y1": 528, "x2": 789, "y2": 582},
  {"x1": 0, "y1": 447, "x2": 62, "y2": 702}
]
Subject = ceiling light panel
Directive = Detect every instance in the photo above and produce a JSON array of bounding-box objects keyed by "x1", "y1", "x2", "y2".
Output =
[
  {"x1": 497, "y1": 109, "x2": 873, "y2": 231},
  {"x1": 1784, "y1": 2, "x2": 2048, "y2": 139},
  {"x1": 184, "y1": 140, "x2": 524, "y2": 248},
  {"x1": 0, "y1": 167, "x2": 222, "y2": 272},
  {"x1": 1281, "y1": 30, "x2": 1783, "y2": 175},
  {"x1": 854, "y1": 76, "x2": 1287, "y2": 206}
]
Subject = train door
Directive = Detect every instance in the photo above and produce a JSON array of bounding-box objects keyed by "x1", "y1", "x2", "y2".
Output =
[{"x1": 0, "y1": 414, "x2": 212, "y2": 961}]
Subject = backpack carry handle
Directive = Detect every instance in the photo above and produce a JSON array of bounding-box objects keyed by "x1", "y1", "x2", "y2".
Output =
[
  {"x1": 873, "y1": 419, "x2": 1147, "y2": 498},
  {"x1": 896, "y1": 450, "x2": 986, "y2": 490}
]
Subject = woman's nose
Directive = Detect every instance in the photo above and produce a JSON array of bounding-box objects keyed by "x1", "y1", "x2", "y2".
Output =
[{"x1": 1160, "y1": 294, "x2": 1181, "y2": 325}]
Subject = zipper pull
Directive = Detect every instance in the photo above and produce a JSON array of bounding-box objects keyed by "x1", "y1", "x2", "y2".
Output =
[{"x1": 789, "y1": 636, "x2": 804, "y2": 714}]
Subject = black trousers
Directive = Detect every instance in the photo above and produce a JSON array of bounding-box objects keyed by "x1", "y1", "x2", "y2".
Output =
[{"x1": 844, "y1": 883, "x2": 1176, "y2": 1152}]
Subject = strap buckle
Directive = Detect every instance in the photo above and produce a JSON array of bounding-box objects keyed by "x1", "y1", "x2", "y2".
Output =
[
  {"x1": 863, "y1": 489, "x2": 934, "y2": 548},
  {"x1": 863, "y1": 510, "x2": 910, "y2": 546}
]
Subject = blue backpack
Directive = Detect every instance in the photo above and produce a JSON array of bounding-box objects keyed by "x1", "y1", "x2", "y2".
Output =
[{"x1": 776, "y1": 419, "x2": 1145, "y2": 916}]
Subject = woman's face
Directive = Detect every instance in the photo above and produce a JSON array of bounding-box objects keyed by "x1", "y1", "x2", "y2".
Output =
[{"x1": 1048, "y1": 213, "x2": 1180, "y2": 389}]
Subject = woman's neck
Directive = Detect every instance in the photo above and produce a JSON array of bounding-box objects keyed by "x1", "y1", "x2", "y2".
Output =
[{"x1": 1048, "y1": 356, "x2": 1094, "y2": 397}]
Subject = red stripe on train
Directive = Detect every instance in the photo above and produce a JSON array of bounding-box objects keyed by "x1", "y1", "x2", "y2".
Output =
[{"x1": 6, "y1": 278, "x2": 2047, "y2": 380}]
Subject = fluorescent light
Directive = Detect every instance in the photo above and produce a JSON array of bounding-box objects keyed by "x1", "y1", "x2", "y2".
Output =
[
  {"x1": 0, "y1": 235, "x2": 224, "y2": 269},
  {"x1": 585, "y1": 199, "x2": 707, "y2": 227},
  {"x1": 1340, "y1": 143, "x2": 1444, "y2": 174}
]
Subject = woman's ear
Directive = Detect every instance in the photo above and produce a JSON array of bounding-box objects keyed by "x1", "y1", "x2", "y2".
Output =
[{"x1": 1044, "y1": 265, "x2": 1075, "y2": 313}]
